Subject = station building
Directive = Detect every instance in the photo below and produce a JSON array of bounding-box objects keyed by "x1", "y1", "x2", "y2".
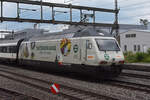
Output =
[{"x1": 120, "y1": 30, "x2": 150, "y2": 53}]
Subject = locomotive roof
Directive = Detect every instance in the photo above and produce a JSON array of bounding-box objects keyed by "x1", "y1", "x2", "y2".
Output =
[
  {"x1": 29, "y1": 27, "x2": 111, "y2": 41},
  {"x1": 0, "y1": 27, "x2": 112, "y2": 42}
]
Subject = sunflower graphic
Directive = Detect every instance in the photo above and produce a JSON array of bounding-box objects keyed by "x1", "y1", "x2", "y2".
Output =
[
  {"x1": 23, "y1": 43, "x2": 29, "y2": 58},
  {"x1": 60, "y1": 38, "x2": 71, "y2": 56}
]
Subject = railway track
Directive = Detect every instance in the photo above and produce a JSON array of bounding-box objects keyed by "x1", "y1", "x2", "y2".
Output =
[
  {"x1": 109, "y1": 79, "x2": 150, "y2": 93},
  {"x1": 0, "y1": 88, "x2": 39, "y2": 100},
  {"x1": 123, "y1": 64, "x2": 150, "y2": 72},
  {"x1": 110, "y1": 65, "x2": 150, "y2": 93},
  {"x1": 121, "y1": 72, "x2": 150, "y2": 80},
  {"x1": 108, "y1": 75, "x2": 150, "y2": 94},
  {"x1": 1, "y1": 64, "x2": 150, "y2": 99},
  {"x1": 0, "y1": 67, "x2": 117, "y2": 100}
]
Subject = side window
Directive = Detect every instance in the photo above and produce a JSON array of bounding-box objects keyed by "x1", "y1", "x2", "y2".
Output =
[{"x1": 86, "y1": 40, "x2": 92, "y2": 49}]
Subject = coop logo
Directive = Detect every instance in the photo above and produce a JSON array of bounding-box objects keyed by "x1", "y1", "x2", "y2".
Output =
[
  {"x1": 60, "y1": 38, "x2": 71, "y2": 56},
  {"x1": 73, "y1": 44, "x2": 78, "y2": 53},
  {"x1": 104, "y1": 54, "x2": 109, "y2": 60}
]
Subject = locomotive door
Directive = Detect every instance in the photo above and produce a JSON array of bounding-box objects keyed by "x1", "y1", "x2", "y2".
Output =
[
  {"x1": 86, "y1": 40, "x2": 92, "y2": 61},
  {"x1": 80, "y1": 39, "x2": 88, "y2": 63},
  {"x1": 85, "y1": 39, "x2": 94, "y2": 64}
]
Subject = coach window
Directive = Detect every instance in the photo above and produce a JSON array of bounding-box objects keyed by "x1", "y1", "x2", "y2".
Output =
[
  {"x1": 2, "y1": 47, "x2": 7, "y2": 53},
  {"x1": 1, "y1": 47, "x2": 3, "y2": 52},
  {"x1": 134, "y1": 45, "x2": 136, "y2": 51},
  {"x1": 12, "y1": 46, "x2": 17, "y2": 53},
  {"x1": 7, "y1": 46, "x2": 10, "y2": 53},
  {"x1": 0, "y1": 47, "x2": 2, "y2": 52},
  {"x1": 9, "y1": 46, "x2": 12, "y2": 53}
]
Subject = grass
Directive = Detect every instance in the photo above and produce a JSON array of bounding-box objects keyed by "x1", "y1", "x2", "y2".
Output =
[{"x1": 124, "y1": 50, "x2": 150, "y2": 63}]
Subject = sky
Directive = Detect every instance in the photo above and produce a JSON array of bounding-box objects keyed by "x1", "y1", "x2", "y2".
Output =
[{"x1": 0, "y1": 0, "x2": 150, "y2": 32}]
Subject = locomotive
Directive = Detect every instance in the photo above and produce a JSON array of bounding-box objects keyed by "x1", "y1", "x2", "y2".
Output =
[{"x1": 0, "y1": 33, "x2": 124, "y2": 78}]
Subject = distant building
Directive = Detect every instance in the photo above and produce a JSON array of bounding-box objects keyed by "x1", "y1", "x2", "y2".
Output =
[
  {"x1": 1, "y1": 24, "x2": 147, "y2": 40},
  {"x1": 0, "y1": 30, "x2": 12, "y2": 39},
  {"x1": 120, "y1": 30, "x2": 150, "y2": 53},
  {"x1": 119, "y1": 24, "x2": 147, "y2": 33},
  {"x1": 4, "y1": 28, "x2": 48, "y2": 40},
  {"x1": 63, "y1": 24, "x2": 147, "y2": 36}
]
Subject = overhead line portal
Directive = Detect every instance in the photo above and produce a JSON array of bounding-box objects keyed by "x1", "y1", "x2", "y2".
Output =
[
  {"x1": 0, "y1": 0, "x2": 119, "y2": 34},
  {"x1": 2, "y1": 0, "x2": 117, "y2": 13}
]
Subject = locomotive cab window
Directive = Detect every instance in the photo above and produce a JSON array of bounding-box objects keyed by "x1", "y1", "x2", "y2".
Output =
[{"x1": 96, "y1": 39, "x2": 120, "y2": 51}]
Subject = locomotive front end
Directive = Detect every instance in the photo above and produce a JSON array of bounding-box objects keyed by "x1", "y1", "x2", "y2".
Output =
[{"x1": 95, "y1": 37, "x2": 124, "y2": 77}]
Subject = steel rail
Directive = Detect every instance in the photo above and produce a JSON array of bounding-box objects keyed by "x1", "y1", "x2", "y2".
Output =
[
  {"x1": 121, "y1": 72, "x2": 150, "y2": 80},
  {"x1": 0, "y1": 88, "x2": 39, "y2": 100},
  {"x1": 123, "y1": 64, "x2": 150, "y2": 72},
  {"x1": 0, "y1": 72, "x2": 83, "y2": 100},
  {"x1": 108, "y1": 79, "x2": 150, "y2": 93},
  {"x1": 1, "y1": 63, "x2": 150, "y2": 94}
]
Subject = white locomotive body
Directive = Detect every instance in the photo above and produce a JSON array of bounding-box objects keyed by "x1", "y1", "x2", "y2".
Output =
[{"x1": 0, "y1": 36, "x2": 124, "y2": 78}]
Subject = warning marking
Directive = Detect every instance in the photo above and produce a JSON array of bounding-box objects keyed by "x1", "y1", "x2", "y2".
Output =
[{"x1": 50, "y1": 83, "x2": 60, "y2": 94}]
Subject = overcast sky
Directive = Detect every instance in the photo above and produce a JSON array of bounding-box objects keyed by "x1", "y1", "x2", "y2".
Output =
[{"x1": 0, "y1": 0, "x2": 150, "y2": 31}]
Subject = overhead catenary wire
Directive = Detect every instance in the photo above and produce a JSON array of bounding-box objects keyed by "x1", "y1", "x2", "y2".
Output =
[
  {"x1": 99, "y1": 0, "x2": 130, "y2": 8},
  {"x1": 117, "y1": 0, "x2": 150, "y2": 21},
  {"x1": 120, "y1": 0, "x2": 150, "y2": 8},
  {"x1": 120, "y1": 3, "x2": 150, "y2": 10},
  {"x1": 120, "y1": 12, "x2": 150, "y2": 20}
]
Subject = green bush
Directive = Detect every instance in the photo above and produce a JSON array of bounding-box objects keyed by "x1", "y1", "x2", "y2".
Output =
[
  {"x1": 144, "y1": 57, "x2": 150, "y2": 62},
  {"x1": 147, "y1": 48, "x2": 150, "y2": 55},
  {"x1": 124, "y1": 51, "x2": 150, "y2": 63},
  {"x1": 135, "y1": 52, "x2": 145, "y2": 62},
  {"x1": 124, "y1": 51, "x2": 136, "y2": 63}
]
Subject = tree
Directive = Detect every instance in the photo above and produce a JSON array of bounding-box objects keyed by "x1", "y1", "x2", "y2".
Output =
[{"x1": 140, "y1": 19, "x2": 149, "y2": 26}]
